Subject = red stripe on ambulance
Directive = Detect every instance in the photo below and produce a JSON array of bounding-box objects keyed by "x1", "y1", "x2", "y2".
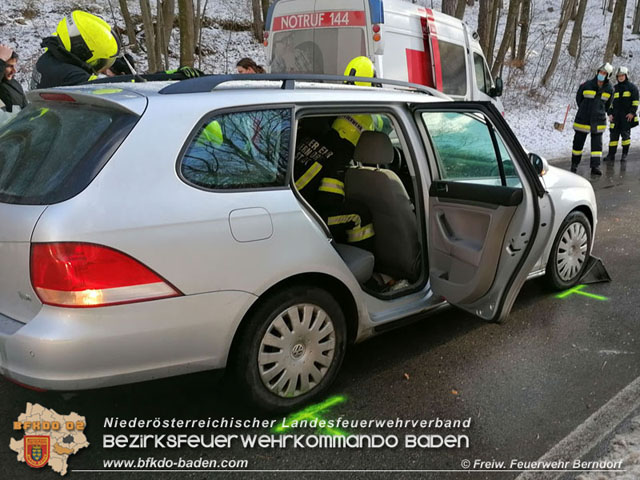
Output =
[{"x1": 273, "y1": 11, "x2": 366, "y2": 32}]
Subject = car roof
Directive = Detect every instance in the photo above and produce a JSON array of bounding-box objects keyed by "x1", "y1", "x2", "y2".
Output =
[{"x1": 28, "y1": 75, "x2": 452, "y2": 117}]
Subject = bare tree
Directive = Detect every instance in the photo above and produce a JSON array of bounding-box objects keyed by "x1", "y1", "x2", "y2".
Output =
[
  {"x1": 568, "y1": 0, "x2": 588, "y2": 57},
  {"x1": 491, "y1": 0, "x2": 522, "y2": 77},
  {"x1": 541, "y1": 0, "x2": 577, "y2": 86},
  {"x1": 262, "y1": 0, "x2": 271, "y2": 28},
  {"x1": 455, "y1": 0, "x2": 468, "y2": 19},
  {"x1": 478, "y1": 0, "x2": 501, "y2": 66},
  {"x1": 118, "y1": 0, "x2": 138, "y2": 51},
  {"x1": 607, "y1": 0, "x2": 615, "y2": 12},
  {"x1": 251, "y1": 0, "x2": 264, "y2": 41},
  {"x1": 515, "y1": 0, "x2": 531, "y2": 67},
  {"x1": 178, "y1": 0, "x2": 196, "y2": 67},
  {"x1": 442, "y1": 0, "x2": 457, "y2": 16},
  {"x1": 487, "y1": 0, "x2": 502, "y2": 65},
  {"x1": 140, "y1": 0, "x2": 158, "y2": 71},
  {"x1": 155, "y1": 0, "x2": 175, "y2": 70},
  {"x1": 605, "y1": 0, "x2": 627, "y2": 62},
  {"x1": 633, "y1": 0, "x2": 640, "y2": 34}
]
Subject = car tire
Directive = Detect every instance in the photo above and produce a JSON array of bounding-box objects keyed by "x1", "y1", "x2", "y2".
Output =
[
  {"x1": 545, "y1": 211, "x2": 592, "y2": 290},
  {"x1": 231, "y1": 286, "x2": 347, "y2": 412}
]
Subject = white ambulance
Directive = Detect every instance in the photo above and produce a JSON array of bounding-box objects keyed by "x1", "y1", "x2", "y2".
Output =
[{"x1": 264, "y1": 0, "x2": 504, "y2": 108}]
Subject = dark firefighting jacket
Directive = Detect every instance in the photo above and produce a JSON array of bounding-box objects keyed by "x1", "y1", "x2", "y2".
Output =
[
  {"x1": 573, "y1": 76, "x2": 614, "y2": 134},
  {"x1": 294, "y1": 128, "x2": 354, "y2": 208},
  {"x1": 31, "y1": 37, "x2": 97, "y2": 89},
  {"x1": 609, "y1": 78, "x2": 639, "y2": 130}
]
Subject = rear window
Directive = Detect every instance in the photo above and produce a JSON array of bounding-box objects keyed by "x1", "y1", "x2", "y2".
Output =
[
  {"x1": 270, "y1": 28, "x2": 366, "y2": 74},
  {"x1": 0, "y1": 102, "x2": 136, "y2": 205}
]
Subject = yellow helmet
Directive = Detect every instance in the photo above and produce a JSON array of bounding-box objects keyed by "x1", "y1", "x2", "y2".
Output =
[
  {"x1": 344, "y1": 56, "x2": 375, "y2": 86},
  {"x1": 55, "y1": 11, "x2": 120, "y2": 72},
  {"x1": 197, "y1": 120, "x2": 223, "y2": 146},
  {"x1": 332, "y1": 114, "x2": 375, "y2": 146}
]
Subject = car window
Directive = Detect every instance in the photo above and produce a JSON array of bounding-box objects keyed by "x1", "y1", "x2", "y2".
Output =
[
  {"x1": 0, "y1": 102, "x2": 136, "y2": 205},
  {"x1": 421, "y1": 111, "x2": 520, "y2": 187},
  {"x1": 438, "y1": 41, "x2": 467, "y2": 97},
  {"x1": 181, "y1": 108, "x2": 291, "y2": 190}
]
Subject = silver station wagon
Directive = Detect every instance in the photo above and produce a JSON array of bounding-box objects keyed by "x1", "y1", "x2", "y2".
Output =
[{"x1": 0, "y1": 75, "x2": 597, "y2": 411}]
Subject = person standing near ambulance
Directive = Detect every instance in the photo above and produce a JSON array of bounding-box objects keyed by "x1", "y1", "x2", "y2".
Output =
[
  {"x1": 606, "y1": 66, "x2": 639, "y2": 162},
  {"x1": 571, "y1": 63, "x2": 614, "y2": 176}
]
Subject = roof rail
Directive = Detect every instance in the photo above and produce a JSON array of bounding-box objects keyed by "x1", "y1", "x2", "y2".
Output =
[{"x1": 158, "y1": 73, "x2": 448, "y2": 98}]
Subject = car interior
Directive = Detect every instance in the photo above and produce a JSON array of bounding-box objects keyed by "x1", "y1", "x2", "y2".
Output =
[{"x1": 293, "y1": 113, "x2": 425, "y2": 298}]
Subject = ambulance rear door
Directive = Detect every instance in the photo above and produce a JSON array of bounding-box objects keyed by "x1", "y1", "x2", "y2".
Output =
[{"x1": 266, "y1": 0, "x2": 372, "y2": 75}]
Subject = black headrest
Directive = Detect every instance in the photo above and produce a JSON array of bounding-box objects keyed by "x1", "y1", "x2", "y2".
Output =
[{"x1": 354, "y1": 131, "x2": 394, "y2": 166}]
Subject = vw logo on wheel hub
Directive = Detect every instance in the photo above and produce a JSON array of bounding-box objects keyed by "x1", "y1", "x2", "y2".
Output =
[{"x1": 291, "y1": 343, "x2": 305, "y2": 359}]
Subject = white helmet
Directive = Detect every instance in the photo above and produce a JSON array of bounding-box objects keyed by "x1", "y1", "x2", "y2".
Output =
[
  {"x1": 598, "y1": 62, "x2": 614, "y2": 78},
  {"x1": 616, "y1": 66, "x2": 629, "y2": 78}
]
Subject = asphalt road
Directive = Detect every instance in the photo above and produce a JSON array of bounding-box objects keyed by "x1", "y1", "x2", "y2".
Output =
[{"x1": 3, "y1": 154, "x2": 639, "y2": 480}]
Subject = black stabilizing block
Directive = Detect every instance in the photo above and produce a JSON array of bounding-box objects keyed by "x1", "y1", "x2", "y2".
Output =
[{"x1": 580, "y1": 256, "x2": 612, "y2": 284}]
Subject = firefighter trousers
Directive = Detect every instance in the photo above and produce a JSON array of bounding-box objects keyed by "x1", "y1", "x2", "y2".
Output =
[
  {"x1": 607, "y1": 127, "x2": 631, "y2": 158},
  {"x1": 318, "y1": 201, "x2": 375, "y2": 252},
  {"x1": 572, "y1": 131, "x2": 603, "y2": 168}
]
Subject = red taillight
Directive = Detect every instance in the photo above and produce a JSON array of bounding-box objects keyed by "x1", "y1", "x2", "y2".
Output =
[
  {"x1": 30, "y1": 243, "x2": 181, "y2": 308},
  {"x1": 372, "y1": 24, "x2": 380, "y2": 33},
  {"x1": 39, "y1": 93, "x2": 75, "y2": 102},
  {"x1": 264, "y1": 31, "x2": 269, "y2": 38}
]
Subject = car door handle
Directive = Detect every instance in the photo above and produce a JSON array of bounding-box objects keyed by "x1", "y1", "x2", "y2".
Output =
[{"x1": 435, "y1": 182, "x2": 449, "y2": 194}]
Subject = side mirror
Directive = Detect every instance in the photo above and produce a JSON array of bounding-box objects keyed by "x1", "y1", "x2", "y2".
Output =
[
  {"x1": 489, "y1": 77, "x2": 503, "y2": 97},
  {"x1": 529, "y1": 152, "x2": 549, "y2": 176}
]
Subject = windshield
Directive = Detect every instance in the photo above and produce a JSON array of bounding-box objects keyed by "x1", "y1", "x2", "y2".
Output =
[{"x1": 270, "y1": 28, "x2": 366, "y2": 74}]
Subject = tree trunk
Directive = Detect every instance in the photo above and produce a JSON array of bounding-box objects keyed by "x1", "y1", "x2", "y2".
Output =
[
  {"x1": 178, "y1": 0, "x2": 195, "y2": 67},
  {"x1": 118, "y1": 0, "x2": 138, "y2": 51},
  {"x1": 442, "y1": 0, "x2": 457, "y2": 16},
  {"x1": 541, "y1": 0, "x2": 577, "y2": 86},
  {"x1": 478, "y1": 0, "x2": 492, "y2": 54},
  {"x1": 491, "y1": 0, "x2": 522, "y2": 77},
  {"x1": 251, "y1": 0, "x2": 264, "y2": 41},
  {"x1": 608, "y1": 0, "x2": 615, "y2": 12},
  {"x1": 515, "y1": 0, "x2": 531, "y2": 67},
  {"x1": 467, "y1": 0, "x2": 475, "y2": 6},
  {"x1": 568, "y1": 0, "x2": 588, "y2": 57},
  {"x1": 262, "y1": 0, "x2": 271, "y2": 29},
  {"x1": 155, "y1": 4, "x2": 165, "y2": 71},
  {"x1": 487, "y1": 0, "x2": 502, "y2": 66},
  {"x1": 633, "y1": 0, "x2": 640, "y2": 34},
  {"x1": 140, "y1": 0, "x2": 157, "y2": 72},
  {"x1": 455, "y1": 0, "x2": 467, "y2": 19},
  {"x1": 605, "y1": 0, "x2": 627, "y2": 61}
]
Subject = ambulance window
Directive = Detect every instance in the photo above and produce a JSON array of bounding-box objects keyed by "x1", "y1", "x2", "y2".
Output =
[
  {"x1": 421, "y1": 111, "x2": 518, "y2": 188},
  {"x1": 474, "y1": 53, "x2": 490, "y2": 95},
  {"x1": 438, "y1": 41, "x2": 467, "y2": 97},
  {"x1": 270, "y1": 29, "x2": 366, "y2": 75}
]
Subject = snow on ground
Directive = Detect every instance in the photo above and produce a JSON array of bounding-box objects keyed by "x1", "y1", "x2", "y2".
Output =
[
  {"x1": 576, "y1": 414, "x2": 640, "y2": 480},
  {"x1": 2, "y1": 0, "x2": 640, "y2": 159}
]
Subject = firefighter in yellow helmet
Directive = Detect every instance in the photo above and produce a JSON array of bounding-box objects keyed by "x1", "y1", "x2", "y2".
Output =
[
  {"x1": 31, "y1": 11, "x2": 120, "y2": 89},
  {"x1": 343, "y1": 56, "x2": 376, "y2": 86},
  {"x1": 292, "y1": 57, "x2": 382, "y2": 252}
]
